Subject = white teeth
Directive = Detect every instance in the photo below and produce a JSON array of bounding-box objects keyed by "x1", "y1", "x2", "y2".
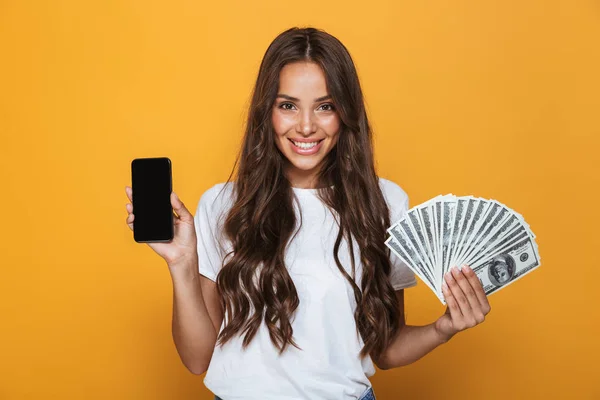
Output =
[{"x1": 292, "y1": 140, "x2": 319, "y2": 149}]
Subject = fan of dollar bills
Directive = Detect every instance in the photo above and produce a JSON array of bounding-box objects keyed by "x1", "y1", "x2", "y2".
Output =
[{"x1": 385, "y1": 194, "x2": 541, "y2": 304}]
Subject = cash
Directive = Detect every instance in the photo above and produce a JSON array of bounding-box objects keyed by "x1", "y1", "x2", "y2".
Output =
[{"x1": 385, "y1": 194, "x2": 541, "y2": 304}]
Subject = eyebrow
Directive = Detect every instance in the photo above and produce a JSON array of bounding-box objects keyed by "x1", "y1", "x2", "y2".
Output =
[{"x1": 276, "y1": 94, "x2": 332, "y2": 102}]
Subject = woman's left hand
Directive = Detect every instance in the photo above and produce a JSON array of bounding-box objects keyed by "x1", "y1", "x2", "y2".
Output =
[{"x1": 434, "y1": 264, "x2": 491, "y2": 342}]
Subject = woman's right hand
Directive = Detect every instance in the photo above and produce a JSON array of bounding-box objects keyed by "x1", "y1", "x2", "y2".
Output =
[{"x1": 125, "y1": 186, "x2": 198, "y2": 268}]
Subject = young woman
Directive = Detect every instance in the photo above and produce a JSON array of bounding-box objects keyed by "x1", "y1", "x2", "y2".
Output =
[{"x1": 125, "y1": 26, "x2": 491, "y2": 400}]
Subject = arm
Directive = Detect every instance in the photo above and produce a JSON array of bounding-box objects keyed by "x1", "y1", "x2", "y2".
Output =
[
  {"x1": 170, "y1": 256, "x2": 224, "y2": 375},
  {"x1": 374, "y1": 290, "x2": 448, "y2": 369},
  {"x1": 375, "y1": 264, "x2": 491, "y2": 370}
]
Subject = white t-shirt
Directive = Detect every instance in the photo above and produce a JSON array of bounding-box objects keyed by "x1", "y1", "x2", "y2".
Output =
[{"x1": 193, "y1": 177, "x2": 416, "y2": 400}]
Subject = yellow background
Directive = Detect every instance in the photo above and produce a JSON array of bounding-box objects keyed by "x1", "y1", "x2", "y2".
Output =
[{"x1": 1, "y1": 0, "x2": 598, "y2": 399}]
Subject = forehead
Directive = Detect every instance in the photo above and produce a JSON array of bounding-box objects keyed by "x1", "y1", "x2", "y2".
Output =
[{"x1": 278, "y1": 62, "x2": 328, "y2": 95}]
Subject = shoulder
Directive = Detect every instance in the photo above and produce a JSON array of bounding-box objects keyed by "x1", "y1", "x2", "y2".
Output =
[
  {"x1": 377, "y1": 176, "x2": 409, "y2": 207},
  {"x1": 200, "y1": 181, "x2": 234, "y2": 203},
  {"x1": 196, "y1": 181, "x2": 236, "y2": 216}
]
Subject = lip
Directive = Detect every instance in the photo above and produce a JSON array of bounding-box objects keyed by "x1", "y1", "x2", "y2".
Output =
[
  {"x1": 288, "y1": 138, "x2": 325, "y2": 155},
  {"x1": 288, "y1": 137, "x2": 325, "y2": 143}
]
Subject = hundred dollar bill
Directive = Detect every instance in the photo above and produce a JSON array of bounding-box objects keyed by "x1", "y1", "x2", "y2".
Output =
[
  {"x1": 494, "y1": 198, "x2": 536, "y2": 240},
  {"x1": 399, "y1": 218, "x2": 435, "y2": 279},
  {"x1": 462, "y1": 212, "x2": 524, "y2": 267},
  {"x1": 385, "y1": 235, "x2": 442, "y2": 300},
  {"x1": 385, "y1": 193, "x2": 541, "y2": 304},
  {"x1": 417, "y1": 203, "x2": 439, "y2": 286},
  {"x1": 450, "y1": 196, "x2": 478, "y2": 269},
  {"x1": 472, "y1": 235, "x2": 540, "y2": 296},
  {"x1": 447, "y1": 196, "x2": 468, "y2": 271},
  {"x1": 460, "y1": 201, "x2": 501, "y2": 266},
  {"x1": 407, "y1": 209, "x2": 436, "y2": 275},
  {"x1": 441, "y1": 197, "x2": 458, "y2": 276},
  {"x1": 452, "y1": 199, "x2": 487, "y2": 267},
  {"x1": 388, "y1": 225, "x2": 435, "y2": 286},
  {"x1": 469, "y1": 225, "x2": 530, "y2": 269},
  {"x1": 461, "y1": 203, "x2": 511, "y2": 266}
]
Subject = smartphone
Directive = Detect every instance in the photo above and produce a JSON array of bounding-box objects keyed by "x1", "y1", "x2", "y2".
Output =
[{"x1": 131, "y1": 157, "x2": 174, "y2": 243}]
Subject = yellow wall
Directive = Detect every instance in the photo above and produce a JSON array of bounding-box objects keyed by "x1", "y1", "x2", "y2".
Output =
[{"x1": 1, "y1": 1, "x2": 598, "y2": 399}]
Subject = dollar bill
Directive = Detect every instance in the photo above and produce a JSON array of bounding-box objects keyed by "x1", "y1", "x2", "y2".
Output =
[
  {"x1": 384, "y1": 194, "x2": 541, "y2": 304},
  {"x1": 453, "y1": 199, "x2": 488, "y2": 270},
  {"x1": 385, "y1": 234, "x2": 440, "y2": 299},
  {"x1": 472, "y1": 235, "x2": 540, "y2": 296},
  {"x1": 441, "y1": 197, "x2": 458, "y2": 276},
  {"x1": 447, "y1": 197, "x2": 467, "y2": 272},
  {"x1": 417, "y1": 203, "x2": 439, "y2": 286},
  {"x1": 461, "y1": 203, "x2": 510, "y2": 266},
  {"x1": 450, "y1": 196, "x2": 477, "y2": 269}
]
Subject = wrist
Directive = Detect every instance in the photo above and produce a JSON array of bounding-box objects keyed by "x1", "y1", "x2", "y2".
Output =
[
  {"x1": 168, "y1": 255, "x2": 199, "y2": 278},
  {"x1": 433, "y1": 321, "x2": 455, "y2": 344}
]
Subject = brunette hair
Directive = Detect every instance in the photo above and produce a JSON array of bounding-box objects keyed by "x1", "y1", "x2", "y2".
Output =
[{"x1": 215, "y1": 26, "x2": 403, "y2": 362}]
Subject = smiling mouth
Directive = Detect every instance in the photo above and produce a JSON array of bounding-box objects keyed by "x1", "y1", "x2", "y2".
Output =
[{"x1": 288, "y1": 138, "x2": 324, "y2": 149}]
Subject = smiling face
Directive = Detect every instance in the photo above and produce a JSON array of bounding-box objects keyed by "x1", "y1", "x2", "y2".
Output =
[{"x1": 271, "y1": 61, "x2": 341, "y2": 188}]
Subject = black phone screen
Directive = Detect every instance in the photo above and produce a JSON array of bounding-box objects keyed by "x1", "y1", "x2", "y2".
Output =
[{"x1": 131, "y1": 157, "x2": 174, "y2": 243}]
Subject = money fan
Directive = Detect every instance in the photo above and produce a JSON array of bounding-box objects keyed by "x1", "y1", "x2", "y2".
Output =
[{"x1": 385, "y1": 194, "x2": 541, "y2": 304}]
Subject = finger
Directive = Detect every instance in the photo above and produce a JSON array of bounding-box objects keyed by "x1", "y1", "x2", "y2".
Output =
[
  {"x1": 171, "y1": 192, "x2": 193, "y2": 222},
  {"x1": 445, "y1": 267, "x2": 471, "y2": 316},
  {"x1": 453, "y1": 265, "x2": 484, "y2": 320},
  {"x1": 442, "y1": 282, "x2": 462, "y2": 320},
  {"x1": 463, "y1": 265, "x2": 491, "y2": 315},
  {"x1": 125, "y1": 186, "x2": 132, "y2": 202},
  {"x1": 126, "y1": 203, "x2": 133, "y2": 213},
  {"x1": 126, "y1": 211, "x2": 134, "y2": 231}
]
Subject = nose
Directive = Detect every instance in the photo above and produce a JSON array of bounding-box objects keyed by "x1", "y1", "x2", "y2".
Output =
[{"x1": 296, "y1": 109, "x2": 317, "y2": 136}]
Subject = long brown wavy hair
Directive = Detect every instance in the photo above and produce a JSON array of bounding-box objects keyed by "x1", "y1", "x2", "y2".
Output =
[{"x1": 214, "y1": 26, "x2": 403, "y2": 362}]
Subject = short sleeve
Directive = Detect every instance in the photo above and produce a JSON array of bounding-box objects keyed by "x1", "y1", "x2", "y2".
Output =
[
  {"x1": 193, "y1": 183, "x2": 232, "y2": 282},
  {"x1": 379, "y1": 178, "x2": 418, "y2": 291}
]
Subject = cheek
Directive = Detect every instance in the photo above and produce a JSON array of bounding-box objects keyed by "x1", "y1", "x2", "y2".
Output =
[
  {"x1": 271, "y1": 112, "x2": 282, "y2": 135},
  {"x1": 315, "y1": 115, "x2": 341, "y2": 140},
  {"x1": 325, "y1": 116, "x2": 341, "y2": 140},
  {"x1": 272, "y1": 111, "x2": 293, "y2": 135}
]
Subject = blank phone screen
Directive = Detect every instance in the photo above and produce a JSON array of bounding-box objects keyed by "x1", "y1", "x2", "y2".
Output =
[{"x1": 131, "y1": 157, "x2": 173, "y2": 243}]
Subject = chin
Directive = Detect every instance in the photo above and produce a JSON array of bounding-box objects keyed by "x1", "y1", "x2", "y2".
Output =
[{"x1": 287, "y1": 156, "x2": 323, "y2": 170}]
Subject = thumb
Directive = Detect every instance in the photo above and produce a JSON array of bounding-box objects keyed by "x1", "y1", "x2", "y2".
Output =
[{"x1": 171, "y1": 192, "x2": 193, "y2": 222}]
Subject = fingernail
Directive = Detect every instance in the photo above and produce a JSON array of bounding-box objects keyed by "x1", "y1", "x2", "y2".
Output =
[
  {"x1": 442, "y1": 282, "x2": 448, "y2": 291},
  {"x1": 464, "y1": 264, "x2": 472, "y2": 271}
]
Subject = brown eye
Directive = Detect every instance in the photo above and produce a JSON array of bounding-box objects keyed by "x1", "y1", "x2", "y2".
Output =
[
  {"x1": 319, "y1": 103, "x2": 335, "y2": 111},
  {"x1": 279, "y1": 102, "x2": 295, "y2": 110}
]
